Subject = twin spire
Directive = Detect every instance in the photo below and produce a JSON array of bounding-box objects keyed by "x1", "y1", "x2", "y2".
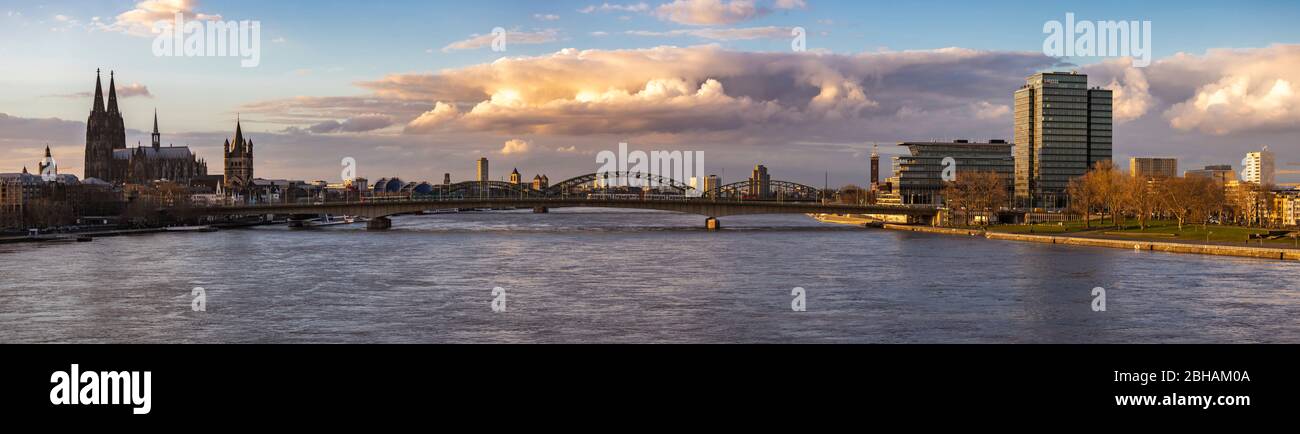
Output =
[{"x1": 90, "y1": 69, "x2": 121, "y2": 115}]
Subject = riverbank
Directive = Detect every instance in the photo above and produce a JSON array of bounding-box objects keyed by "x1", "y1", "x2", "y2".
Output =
[
  {"x1": 0, "y1": 227, "x2": 169, "y2": 244},
  {"x1": 875, "y1": 222, "x2": 1300, "y2": 261}
]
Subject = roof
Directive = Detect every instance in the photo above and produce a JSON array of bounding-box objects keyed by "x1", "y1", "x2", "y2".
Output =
[{"x1": 113, "y1": 146, "x2": 199, "y2": 160}]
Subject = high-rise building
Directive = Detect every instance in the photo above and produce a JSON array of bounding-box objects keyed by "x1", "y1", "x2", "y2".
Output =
[
  {"x1": 1185, "y1": 164, "x2": 1234, "y2": 186},
  {"x1": 1242, "y1": 147, "x2": 1275, "y2": 185},
  {"x1": 1130, "y1": 157, "x2": 1177, "y2": 179},
  {"x1": 702, "y1": 174, "x2": 721, "y2": 198},
  {"x1": 476, "y1": 158, "x2": 489, "y2": 183},
  {"x1": 1014, "y1": 71, "x2": 1112, "y2": 208},
  {"x1": 893, "y1": 140, "x2": 1015, "y2": 205},
  {"x1": 749, "y1": 165, "x2": 771, "y2": 199}
]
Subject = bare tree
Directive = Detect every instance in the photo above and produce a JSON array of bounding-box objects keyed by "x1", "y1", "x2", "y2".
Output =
[
  {"x1": 1125, "y1": 176, "x2": 1160, "y2": 230},
  {"x1": 1068, "y1": 171, "x2": 1098, "y2": 229},
  {"x1": 942, "y1": 171, "x2": 1006, "y2": 227}
]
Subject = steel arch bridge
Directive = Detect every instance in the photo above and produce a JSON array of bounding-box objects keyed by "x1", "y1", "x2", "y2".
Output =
[
  {"x1": 545, "y1": 172, "x2": 696, "y2": 196},
  {"x1": 430, "y1": 181, "x2": 546, "y2": 199},
  {"x1": 716, "y1": 179, "x2": 825, "y2": 201}
]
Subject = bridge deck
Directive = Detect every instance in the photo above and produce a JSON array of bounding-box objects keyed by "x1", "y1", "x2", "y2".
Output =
[{"x1": 175, "y1": 198, "x2": 939, "y2": 220}]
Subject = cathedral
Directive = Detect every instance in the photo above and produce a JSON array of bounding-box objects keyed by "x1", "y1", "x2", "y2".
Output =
[{"x1": 83, "y1": 69, "x2": 208, "y2": 185}]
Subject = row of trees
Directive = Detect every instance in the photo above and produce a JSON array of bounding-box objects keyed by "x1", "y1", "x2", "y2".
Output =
[
  {"x1": 937, "y1": 161, "x2": 1281, "y2": 229},
  {"x1": 1067, "y1": 162, "x2": 1224, "y2": 230},
  {"x1": 1064, "y1": 161, "x2": 1291, "y2": 230}
]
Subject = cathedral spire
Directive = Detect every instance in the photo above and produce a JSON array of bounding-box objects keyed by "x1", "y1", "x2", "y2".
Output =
[
  {"x1": 45, "y1": 144, "x2": 51, "y2": 157},
  {"x1": 106, "y1": 70, "x2": 120, "y2": 114},
  {"x1": 92, "y1": 69, "x2": 105, "y2": 114},
  {"x1": 234, "y1": 116, "x2": 244, "y2": 147},
  {"x1": 151, "y1": 109, "x2": 161, "y2": 149}
]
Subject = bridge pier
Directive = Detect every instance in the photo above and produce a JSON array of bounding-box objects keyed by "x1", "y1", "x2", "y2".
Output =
[
  {"x1": 705, "y1": 217, "x2": 721, "y2": 230},
  {"x1": 533, "y1": 206, "x2": 549, "y2": 213},
  {"x1": 367, "y1": 216, "x2": 392, "y2": 231}
]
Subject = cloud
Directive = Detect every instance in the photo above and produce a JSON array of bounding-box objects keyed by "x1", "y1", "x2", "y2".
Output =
[
  {"x1": 578, "y1": 3, "x2": 651, "y2": 14},
  {"x1": 405, "y1": 102, "x2": 461, "y2": 133},
  {"x1": 284, "y1": 114, "x2": 394, "y2": 134},
  {"x1": 500, "y1": 138, "x2": 532, "y2": 155},
  {"x1": 533, "y1": 13, "x2": 560, "y2": 21},
  {"x1": 625, "y1": 26, "x2": 790, "y2": 41},
  {"x1": 104, "y1": 0, "x2": 222, "y2": 37},
  {"x1": 442, "y1": 29, "x2": 559, "y2": 52},
  {"x1": 556, "y1": 145, "x2": 579, "y2": 153},
  {"x1": 57, "y1": 82, "x2": 153, "y2": 99},
  {"x1": 251, "y1": 45, "x2": 1058, "y2": 140},
  {"x1": 774, "y1": 0, "x2": 807, "y2": 9},
  {"x1": 654, "y1": 0, "x2": 767, "y2": 26},
  {"x1": 1081, "y1": 44, "x2": 1300, "y2": 134}
]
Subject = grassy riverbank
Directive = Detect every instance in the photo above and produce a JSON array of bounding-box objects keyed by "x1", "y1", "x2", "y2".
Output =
[{"x1": 980, "y1": 219, "x2": 1295, "y2": 247}]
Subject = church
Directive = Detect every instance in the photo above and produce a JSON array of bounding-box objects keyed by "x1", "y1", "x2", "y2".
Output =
[{"x1": 83, "y1": 69, "x2": 208, "y2": 186}]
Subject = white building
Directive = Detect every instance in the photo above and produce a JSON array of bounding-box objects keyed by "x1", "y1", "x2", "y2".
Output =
[{"x1": 1242, "y1": 147, "x2": 1276, "y2": 186}]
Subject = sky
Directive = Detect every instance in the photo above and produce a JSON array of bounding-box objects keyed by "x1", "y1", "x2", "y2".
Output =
[{"x1": 1, "y1": 0, "x2": 1298, "y2": 186}]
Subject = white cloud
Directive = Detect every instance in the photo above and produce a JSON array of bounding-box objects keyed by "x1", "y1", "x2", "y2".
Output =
[
  {"x1": 626, "y1": 26, "x2": 790, "y2": 41},
  {"x1": 442, "y1": 29, "x2": 559, "y2": 52},
  {"x1": 1082, "y1": 44, "x2": 1300, "y2": 134},
  {"x1": 654, "y1": 0, "x2": 766, "y2": 26},
  {"x1": 500, "y1": 138, "x2": 532, "y2": 155},
  {"x1": 533, "y1": 13, "x2": 560, "y2": 21},
  {"x1": 104, "y1": 0, "x2": 222, "y2": 37},
  {"x1": 578, "y1": 3, "x2": 651, "y2": 14}
]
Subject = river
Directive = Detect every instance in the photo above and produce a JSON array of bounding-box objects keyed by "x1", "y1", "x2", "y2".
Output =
[{"x1": 1, "y1": 209, "x2": 1296, "y2": 343}]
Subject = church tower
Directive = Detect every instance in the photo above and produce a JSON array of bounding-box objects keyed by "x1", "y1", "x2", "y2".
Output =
[
  {"x1": 223, "y1": 118, "x2": 254, "y2": 198},
  {"x1": 38, "y1": 145, "x2": 55, "y2": 177},
  {"x1": 151, "y1": 110, "x2": 161, "y2": 149},
  {"x1": 84, "y1": 69, "x2": 124, "y2": 182}
]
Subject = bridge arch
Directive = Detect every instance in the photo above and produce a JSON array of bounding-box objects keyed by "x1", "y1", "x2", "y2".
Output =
[
  {"x1": 545, "y1": 172, "x2": 696, "y2": 196},
  {"x1": 716, "y1": 179, "x2": 826, "y2": 201}
]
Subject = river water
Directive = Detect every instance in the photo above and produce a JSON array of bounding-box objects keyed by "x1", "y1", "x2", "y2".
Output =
[{"x1": 1, "y1": 208, "x2": 1296, "y2": 343}]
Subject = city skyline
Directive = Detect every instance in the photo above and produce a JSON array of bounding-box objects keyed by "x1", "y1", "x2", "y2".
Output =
[{"x1": 1, "y1": 0, "x2": 1299, "y2": 186}]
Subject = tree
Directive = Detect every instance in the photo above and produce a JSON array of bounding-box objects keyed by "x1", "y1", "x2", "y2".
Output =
[
  {"x1": 942, "y1": 171, "x2": 1006, "y2": 227},
  {"x1": 1085, "y1": 161, "x2": 1128, "y2": 228},
  {"x1": 1068, "y1": 171, "x2": 1098, "y2": 229},
  {"x1": 1186, "y1": 177, "x2": 1225, "y2": 230},
  {"x1": 1124, "y1": 176, "x2": 1160, "y2": 230}
]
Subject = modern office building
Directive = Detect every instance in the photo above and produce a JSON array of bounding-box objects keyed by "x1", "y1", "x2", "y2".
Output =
[
  {"x1": 1242, "y1": 147, "x2": 1276, "y2": 185},
  {"x1": 1130, "y1": 157, "x2": 1178, "y2": 179},
  {"x1": 749, "y1": 165, "x2": 771, "y2": 199},
  {"x1": 701, "y1": 174, "x2": 721, "y2": 198},
  {"x1": 476, "y1": 158, "x2": 489, "y2": 183},
  {"x1": 1184, "y1": 164, "x2": 1234, "y2": 185},
  {"x1": 892, "y1": 140, "x2": 1014, "y2": 206},
  {"x1": 1013, "y1": 71, "x2": 1112, "y2": 208}
]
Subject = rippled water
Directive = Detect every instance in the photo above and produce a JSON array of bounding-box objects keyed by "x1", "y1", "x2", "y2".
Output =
[{"x1": 1, "y1": 208, "x2": 1297, "y2": 343}]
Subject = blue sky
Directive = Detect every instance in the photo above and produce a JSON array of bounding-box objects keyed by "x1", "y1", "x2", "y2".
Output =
[{"x1": 1, "y1": 0, "x2": 1298, "y2": 184}]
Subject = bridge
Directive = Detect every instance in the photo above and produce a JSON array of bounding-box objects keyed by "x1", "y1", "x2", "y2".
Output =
[{"x1": 173, "y1": 198, "x2": 939, "y2": 230}]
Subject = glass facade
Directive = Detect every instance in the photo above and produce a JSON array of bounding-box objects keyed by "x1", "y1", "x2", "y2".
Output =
[{"x1": 1014, "y1": 72, "x2": 1112, "y2": 208}]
